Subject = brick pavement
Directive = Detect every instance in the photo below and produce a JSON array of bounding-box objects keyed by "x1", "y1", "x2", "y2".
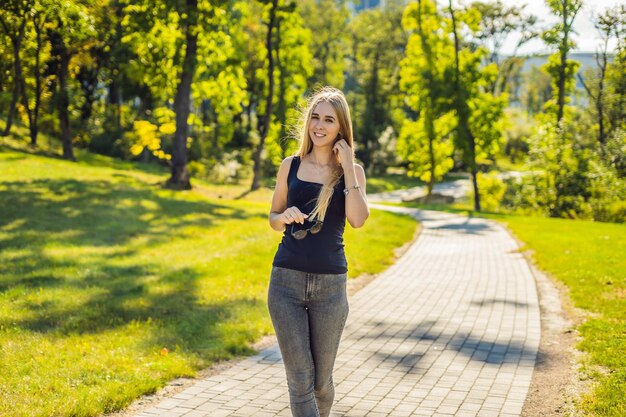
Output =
[{"x1": 134, "y1": 205, "x2": 540, "y2": 417}]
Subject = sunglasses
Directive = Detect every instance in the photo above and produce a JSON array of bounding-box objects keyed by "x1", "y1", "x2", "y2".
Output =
[{"x1": 291, "y1": 220, "x2": 323, "y2": 240}]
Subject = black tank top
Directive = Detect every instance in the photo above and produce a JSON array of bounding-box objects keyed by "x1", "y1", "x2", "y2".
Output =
[{"x1": 272, "y1": 156, "x2": 347, "y2": 274}]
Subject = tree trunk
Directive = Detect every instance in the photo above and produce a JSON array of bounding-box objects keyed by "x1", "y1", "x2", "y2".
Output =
[
  {"x1": 1, "y1": 21, "x2": 26, "y2": 137},
  {"x1": 58, "y1": 47, "x2": 74, "y2": 160},
  {"x1": 597, "y1": 43, "x2": 607, "y2": 145},
  {"x1": 418, "y1": 0, "x2": 436, "y2": 198},
  {"x1": 167, "y1": 0, "x2": 198, "y2": 190},
  {"x1": 361, "y1": 51, "x2": 379, "y2": 173},
  {"x1": 275, "y1": 18, "x2": 288, "y2": 159},
  {"x1": 556, "y1": 3, "x2": 568, "y2": 124},
  {"x1": 108, "y1": 79, "x2": 122, "y2": 129},
  {"x1": 251, "y1": 0, "x2": 278, "y2": 191},
  {"x1": 448, "y1": 0, "x2": 480, "y2": 212},
  {"x1": 49, "y1": 24, "x2": 75, "y2": 160},
  {"x1": 425, "y1": 105, "x2": 435, "y2": 197},
  {"x1": 23, "y1": 15, "x2": 45, "y2": 147},
  {"x1": 351, "y1": 34, "x2": 358, "y2": 144},
  {"x1": 30, "y1": 20, "x2": 43, "y2": 146}
]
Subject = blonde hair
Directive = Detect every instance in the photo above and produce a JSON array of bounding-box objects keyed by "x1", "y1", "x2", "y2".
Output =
[{"x1": 295, "y1": 86, "x2": 354, "y2": 222}]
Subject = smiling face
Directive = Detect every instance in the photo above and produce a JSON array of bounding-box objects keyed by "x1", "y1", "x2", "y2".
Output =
[{"x1": 308, "y1": 101, "x2": 341, "y2": 149}]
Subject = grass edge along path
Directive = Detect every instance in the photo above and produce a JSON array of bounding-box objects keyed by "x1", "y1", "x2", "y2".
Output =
[
  {"x1": 491, "y1": 214, "x2": 625, "y2": 417},
  {"x1": 0, "y1": 148, "x2": 418, "y2": 417},
  {"x1": 380, "y1": 200, "x2": 625, "y2": 416}
]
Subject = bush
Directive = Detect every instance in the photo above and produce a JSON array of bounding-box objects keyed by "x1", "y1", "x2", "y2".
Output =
[
  {"x1": 500, "y1": 111, "x2": 626, "y2": 223},
  {"x1": 477, "y1": 172, "x2": 506, "y2": 212},
  {"x1": 189, "y1": 151, "x2": 246, "y2": 184}
]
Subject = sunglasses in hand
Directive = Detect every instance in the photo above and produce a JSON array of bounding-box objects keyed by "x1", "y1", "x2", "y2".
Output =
[{"x1": 291, "y1": 220, "x2": 323, "y2": 240}]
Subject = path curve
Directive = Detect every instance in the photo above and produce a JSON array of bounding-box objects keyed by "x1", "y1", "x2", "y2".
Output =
[{"x1": 134, "y1": 205, "x2": 540, "y2": 417}]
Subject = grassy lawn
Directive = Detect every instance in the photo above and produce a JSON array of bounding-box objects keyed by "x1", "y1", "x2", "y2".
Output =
[
  {"x1": 0, "y1": 141, "x2": 418, "y2": 417},
  {"x1": 365, "y1": 171, "x2": 468, "y2": 194}
]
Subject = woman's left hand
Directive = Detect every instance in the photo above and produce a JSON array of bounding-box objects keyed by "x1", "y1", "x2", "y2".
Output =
[{"x1": 333, "y1": 139, "x2": 354, "y2": 170}]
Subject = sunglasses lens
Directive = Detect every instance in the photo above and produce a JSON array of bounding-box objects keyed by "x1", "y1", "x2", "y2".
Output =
[
  {"x1": 310, "y1": 222, "x2": 323, "y2": 234},
  {"x1": 293, "y1": 230, "x2": 307, "y2": 240}
]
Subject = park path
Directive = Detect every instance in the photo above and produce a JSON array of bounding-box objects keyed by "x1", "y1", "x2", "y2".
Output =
[{"x1": 134, "y1": 204, "x2": 540, "y2": 417}]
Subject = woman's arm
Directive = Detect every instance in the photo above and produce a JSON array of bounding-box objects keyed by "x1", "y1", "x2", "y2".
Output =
[
  {"x1": 343, "y1": 163, "x2": 369, "y2": 228},
  {"x1": 269, "y1": 156, "x2": 308, "y2": 231}
]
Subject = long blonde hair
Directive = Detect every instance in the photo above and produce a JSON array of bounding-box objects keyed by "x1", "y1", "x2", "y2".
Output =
[{"x1": 295, "y1": 87, "x2": 354, "y2": 222}]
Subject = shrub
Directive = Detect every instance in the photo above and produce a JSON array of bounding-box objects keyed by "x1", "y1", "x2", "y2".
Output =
[{"x1": 477, "y1": 172, "x2": 506, "y2": 212}]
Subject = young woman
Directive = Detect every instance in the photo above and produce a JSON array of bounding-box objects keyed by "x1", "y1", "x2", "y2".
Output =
[{"x1": 268, "y1": 86, "x2": 369, "y2": 417}]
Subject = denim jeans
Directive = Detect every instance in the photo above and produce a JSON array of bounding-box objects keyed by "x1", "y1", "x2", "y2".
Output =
[{"x1": 268, "y1": 266, "x2": 349, "y2": 417}]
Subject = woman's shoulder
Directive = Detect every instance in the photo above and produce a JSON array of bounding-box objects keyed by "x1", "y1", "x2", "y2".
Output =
[
  {"x1": 281, "y1": 155, "x2": 299, "y2": 165},
  {"x1": 277, "y1": 156, "x2": 298, "y2": 179},
  {"x1": 353, "y1": 162, "x2": 366, "y2": 175}
]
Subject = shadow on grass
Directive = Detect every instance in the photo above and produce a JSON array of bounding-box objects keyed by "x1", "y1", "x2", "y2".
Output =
[
  {"x1": 0, "y1": 177, "x2": 268, "y2": 357},
  {"x1": 0, "y1": 178, "x2": 260, "y2": 247}
]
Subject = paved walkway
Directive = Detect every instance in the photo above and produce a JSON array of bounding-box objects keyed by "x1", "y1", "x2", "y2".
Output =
[{"x1": 134, "y1": 205, "x2": 540, "y2": 417}]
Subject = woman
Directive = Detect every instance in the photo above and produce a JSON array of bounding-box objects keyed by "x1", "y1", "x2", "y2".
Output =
[{"x1": 268, "y1": 86, "x2": 369, "y2": 417}]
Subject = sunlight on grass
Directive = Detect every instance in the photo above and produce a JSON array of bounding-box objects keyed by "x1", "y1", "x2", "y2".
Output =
[{"x1": 0, "y1": 148, "x2": 418, "y2": 417}]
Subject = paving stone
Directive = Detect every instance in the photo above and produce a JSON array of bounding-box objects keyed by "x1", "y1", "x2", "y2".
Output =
[{"x1": 132, "y1": 207, "x2": 540, "y2": 417}]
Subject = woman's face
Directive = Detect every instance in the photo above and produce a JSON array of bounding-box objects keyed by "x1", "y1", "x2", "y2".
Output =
[{"x1": 308, "y1": 101, "x2": 341, "y2": 148}]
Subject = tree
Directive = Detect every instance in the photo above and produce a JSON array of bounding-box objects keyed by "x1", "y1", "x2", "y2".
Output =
[
  {"x1": 471, "y1": 0, "x2": 538, "y2": 96},
  {"x1": 168, "y1": 0, "x2": 200, "y2": 189},
  {"x1": 577, "y1": 6, "x2": 615, "y2": 146},
  {"x1": 603, "y1": 5, "x2": 626, "y2": 140},
  {"x1": 399, "y1": 0, "x2": 455, "y2": 196},
  {"x1": 123, "y1": 0, "x2": 246, "y2": 189},
  {"x1": 542, "y1": 0, "x2": 582, "y2": 124},
  {"x1": 250, "y1": 0, "x2": 305, "y2": 191},
  {"x1": 47, "y1": 0, "x2": 96, "y2": 160},
  {"x1": 521, "y1": 65, "x2": 552, "y2": 116},
  {"x1": 250, "y1": 0, "x2": 280, "y2": 191},
  {"x1": 447, "y1": 0, "x2": 507, "y2": 211},
  {"x1": 0, "y1": 0, "x2": 30, "y2": 137},
  {"x1": 272, "y1": 5, "x2": 313, "y2": 160},
  {"x1": 20, "y1": 0, "x2": 54, "y2": 146},
  {"x1": 297, "y1": 0, "x2": 349, "y2": 88},
  {"x1": 346, "y1": 4, "x2": 407, "y2": 174}
]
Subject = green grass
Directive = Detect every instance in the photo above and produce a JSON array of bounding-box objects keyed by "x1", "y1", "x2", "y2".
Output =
[
  {"x1": 367, "y1": 171, "x2": 468, "y2": 194},
  {"x1": 0, "y1": 140, "x2": 417, "y2": 417},
  {"x1": 367, "y1": 173, "x2": 424, "y2": 193}
]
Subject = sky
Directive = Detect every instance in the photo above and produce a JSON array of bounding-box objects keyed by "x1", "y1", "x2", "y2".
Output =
[{"x1": 487, "y1": 0, "x2": 625, "y2": 55}]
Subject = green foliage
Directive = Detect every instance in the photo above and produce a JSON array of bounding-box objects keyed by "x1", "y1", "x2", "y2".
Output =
[
  {"x1": 468, "y1": 91, "x2": 508, "y2": 160},
  {"x1": 477, "y1": 171, "x2": 506, "y2": 212},
  {"x1": 502, "y1": 109, "x2": 531, "y2": 164},
  {"x1": 400, "y1": 0, "x2": 507, "y2": 208},
  {"x1": 541, "y1": 53, "x2": 580, "y2": 113},
  {"x1": 397, "y1": 114, "x2": 455, "y2": 184},
  {"x1": 347, "y1": 4, "x2": 406, "y2": 173},
  {"x1": 500, "y1": 111, "x2": 626, "y2": 223},
  {"x1": 297, "y1": 0, "x2": 349, "y2": 88},
  {"x1": 0, "y1": 148, "x2": 418, "y2": 417},
  {"x1": 520, "y1": 65, "x2": 552, "y2": 115},
  {"x1": 522, "y1": 113, "x2": 594, "y2": 219},
  {"x1": 399, "y1": 0, "x2": 455, "y2": 187}
]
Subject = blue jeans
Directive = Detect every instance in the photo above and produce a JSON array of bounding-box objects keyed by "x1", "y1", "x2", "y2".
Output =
[{"x1": 268, "y1": 266, "x2": 349, "y2": 417}]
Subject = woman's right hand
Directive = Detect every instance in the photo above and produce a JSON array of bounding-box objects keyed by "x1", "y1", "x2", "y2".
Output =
[{"x1": 280, "y1": 206, "x2": 308, "y2": 225}]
